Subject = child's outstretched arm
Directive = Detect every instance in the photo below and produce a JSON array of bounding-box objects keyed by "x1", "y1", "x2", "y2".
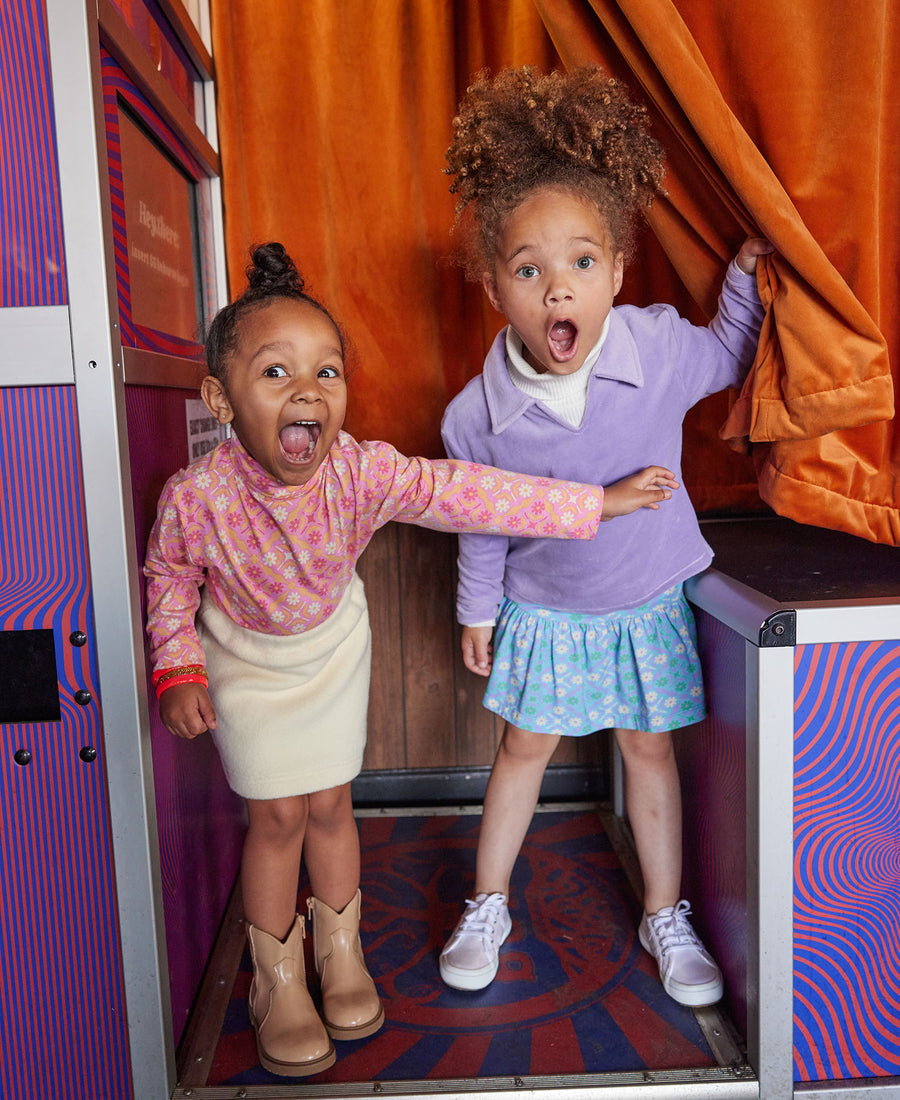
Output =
[
  {"x1": 736, "y1": 236, "x2": 775, "y2": 274},
  {"x1": 601, "y1": 465, "x2": 679, "y2": 520},
  {"x1": 158, "y1": 681, "x2": 218, "y2": 739}
]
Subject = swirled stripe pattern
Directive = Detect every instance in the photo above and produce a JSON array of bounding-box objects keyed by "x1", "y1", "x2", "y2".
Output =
[
  {"x1": 0, "y1": 0, "x2": 66, "y2": 305},
  {"x1": 0, "y1": 387, "x2": 130, "y2": 1095},
  {"x1": 794, "y1": 640, "x2": 900, "y2": 1081}
]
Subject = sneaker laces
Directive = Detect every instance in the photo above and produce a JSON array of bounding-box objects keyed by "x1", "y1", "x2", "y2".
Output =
[
  {"x1": 456, "y1": 894, "x2": 506, "y2": 943},
  {"x1": 649, "y1": 900, "x2": 702, "y2": 952}
]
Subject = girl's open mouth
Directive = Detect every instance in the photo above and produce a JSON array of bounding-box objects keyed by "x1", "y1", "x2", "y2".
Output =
[
  {"x1": 279, "y1": 420, "x2": 321, "y2": 462},
  {"x1": 548, "y1": 319, "x2": 578, "y2": 361}
]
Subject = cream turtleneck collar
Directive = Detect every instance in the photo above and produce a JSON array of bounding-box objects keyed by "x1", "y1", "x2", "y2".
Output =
[{"x1": 504, "y1": 315, "x2": 610, "y2": 427}]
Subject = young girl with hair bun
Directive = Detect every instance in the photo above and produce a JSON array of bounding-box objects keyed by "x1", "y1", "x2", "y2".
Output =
[
  {"x1": 144, "y1": 241, "x2": 678, "y2": 1077},
  {"x1": 439, "y1": 66, "x2": 773, "y2": 1006}
]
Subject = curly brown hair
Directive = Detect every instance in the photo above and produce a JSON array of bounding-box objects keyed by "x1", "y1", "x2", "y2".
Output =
[{"x1": 445, "y1": 66, "x2": 665, "y2": 278}]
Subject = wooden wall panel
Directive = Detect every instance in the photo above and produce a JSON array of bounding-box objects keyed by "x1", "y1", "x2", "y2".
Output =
[
  {"x1": 357, "y1": 524, "x2": 405, "y2": 770},
  {"x1": 452, "y1": 616, "x2": 504, "y2": 766},
  {"x1": 396, "y1": 523, "x2": 458, "y2": 768},
  {"x1": 359, "y1": 524, "x2": 606, "y2": 775}
]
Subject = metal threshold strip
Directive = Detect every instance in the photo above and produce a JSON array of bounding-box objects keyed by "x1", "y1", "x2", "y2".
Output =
[{"x1": 172, "y1": 1064, "x2": 758, "y2": 1099}]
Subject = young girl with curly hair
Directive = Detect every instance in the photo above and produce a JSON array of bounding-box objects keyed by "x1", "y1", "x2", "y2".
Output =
[
  {"x1": 439, "y1": 66, "x2": 773, "y2": 1006},
  {"x1": 144, "y1": 241, "x2": 678, "y2": 1077}
]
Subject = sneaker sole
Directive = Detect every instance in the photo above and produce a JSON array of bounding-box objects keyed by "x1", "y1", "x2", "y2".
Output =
[
  {"x1": 659, "y1": 974, "x2": 724, "y2": 1007},
  {"x1": 638, "y1": 927, "x2": 724, "y2": 1008},
  {"x1": 439, "y1": 924, "x2": 512, "y2": 991}
]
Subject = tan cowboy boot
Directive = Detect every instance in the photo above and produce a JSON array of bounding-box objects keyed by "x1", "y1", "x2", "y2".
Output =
[
  {"x1": 247, "y1": 914, "x2": 335, "y2": 1077},
  {"x1": 307, "y1": 890, "x2": 385, "y2": 1039}
]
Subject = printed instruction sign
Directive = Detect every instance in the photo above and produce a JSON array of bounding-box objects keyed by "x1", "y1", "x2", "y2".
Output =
[
  {"x1": 119, "y1": 109, "x2": 200, "y2": 343},
  {"x1": 185, "y1": 397, "x2": 229, "y2": 462}
]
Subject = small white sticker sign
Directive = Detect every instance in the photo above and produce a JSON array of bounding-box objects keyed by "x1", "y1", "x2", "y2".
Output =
[{"x1": 185, "y1": 397, "x2": 229, "y2": 462}]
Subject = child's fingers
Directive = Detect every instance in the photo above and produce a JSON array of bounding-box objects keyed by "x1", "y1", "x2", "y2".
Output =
[
  {"x1": 198, "y1": 695, "x2": 218, "y2": 731},
  {"x1": 742, "y1": 236, "x2": 775, "y2": 256},
  {"x1": 641, "y1": 486, "x2": 673, "y2": 510},
  {"x1": 177, "y1": 698, "x2": 216, "y2": 737},
  {"x1": 641, "y1": 465, "x2": 678, "y2": 489},
  {"x1": 167, "y1": 714, "x2": 204, "y2": 739},
  {"x1": 160, "y1": 684, "x2": 217, "y2": 738},
  {"x1": 736, "y1": 237, "x2": 775, "y2": 273},
  {"x1": 469, "y1": 648, "x2": 492, "y2": 675},
  {"x1": 462, "y1": 648, "x2": 490, "y2": 675},
  {"x1": 462, "y1": 631, "x2": 492, "y2": 676},
  {"x1": 461, "y1": 635, "x2": 476, "y2": 673}
]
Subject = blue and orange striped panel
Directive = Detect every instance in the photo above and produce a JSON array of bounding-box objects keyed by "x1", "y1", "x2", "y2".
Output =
[
  {"x1": 794, "y1": 640, "x2": 900, "y2": 1082},
  {"x1": 0, "y1": 387, "x2": 132, "y2": 1096},
  {"x1": 0, "y1": 0, "x2": 67, "y2": 306}
]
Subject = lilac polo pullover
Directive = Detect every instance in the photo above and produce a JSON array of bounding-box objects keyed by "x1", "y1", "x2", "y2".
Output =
[{"x1": 441, "y1": 262, "x2": 765, "y2": 624}]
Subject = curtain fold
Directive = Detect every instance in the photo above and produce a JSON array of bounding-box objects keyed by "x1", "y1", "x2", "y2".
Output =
[
  {"x1": 536, "y1": 0, "x2": 897, "y2": 542},
  {"x1": 211, "y1": 0, "x2": 897, "y2": 543},
  {"x1": 212, "y1": 3, "x2": 470, "y2": 457}
]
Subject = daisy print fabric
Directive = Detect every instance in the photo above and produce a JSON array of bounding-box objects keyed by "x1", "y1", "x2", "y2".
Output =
[
  {"x1": 144, "y1": 433, "x2": 604, "y2": 671},
  {"x1": 484, "y1": 586, "x2": 706, "y2": 735}
]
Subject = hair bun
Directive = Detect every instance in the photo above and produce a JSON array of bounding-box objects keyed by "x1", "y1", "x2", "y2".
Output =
[
  {"x1": 246, "y1": 242, "x2": 305, "y2": 295},
  {"x1": 205, "y1": 242, "x2": 343, "y2": 381}
]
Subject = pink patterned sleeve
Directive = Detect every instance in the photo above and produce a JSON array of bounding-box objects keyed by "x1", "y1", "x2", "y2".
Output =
[
  {"x1": 430, "y1": 461, "x2": 604, "y2": 538},
  {"x1": 358, "y1": 444, "x2": 604, "y2": 539},
  {"x1": 143, "y1": 483, "x2": 207, "y2": 671}
]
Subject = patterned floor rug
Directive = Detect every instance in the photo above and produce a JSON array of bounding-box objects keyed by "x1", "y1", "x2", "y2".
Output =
[{"x1": 200, "y1": 807, "x2": 725, "y2": 1087}]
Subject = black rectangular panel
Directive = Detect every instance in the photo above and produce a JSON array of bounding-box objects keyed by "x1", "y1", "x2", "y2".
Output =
[{"x1": 0, "y1": 629, "x2": 61, "y2": 723}]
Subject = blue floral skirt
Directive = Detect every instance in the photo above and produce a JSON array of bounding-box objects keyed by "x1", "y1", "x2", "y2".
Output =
[{"x1": 483, "y1": 585, "x2": 706, "y2": 736}]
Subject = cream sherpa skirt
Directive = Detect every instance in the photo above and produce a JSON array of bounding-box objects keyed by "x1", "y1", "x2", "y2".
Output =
[{"x1": 196, "y1": 573, "x2": 371, "y2": 800}]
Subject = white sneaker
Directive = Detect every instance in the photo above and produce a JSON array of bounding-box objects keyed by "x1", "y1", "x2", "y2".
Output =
[
  {"x1": 639, "y1": 899, "x2": 724, "y2": 1007},
  {"x1": 439, "y1": 893, "x2": 512, "y2": 991}
]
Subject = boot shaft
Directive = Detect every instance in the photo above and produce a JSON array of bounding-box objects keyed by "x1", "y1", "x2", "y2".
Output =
[
  {"x1": 246, "y1": 913, "x2": 335, "y2": 1076},
  {"x1": 307, "y1": 890, "x2": 384, "y2": 1039},
  {"x1": 247, "y1": 914, "x2": 308, "y2": 1011},
  {"x1": 307, "y1": 890, "x2": 364, "y2": 973}
]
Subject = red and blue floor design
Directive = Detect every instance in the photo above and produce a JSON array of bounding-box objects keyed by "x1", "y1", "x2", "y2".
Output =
[{"x1": 201, "y1": 808, "x2": 727, "y2": 1088}]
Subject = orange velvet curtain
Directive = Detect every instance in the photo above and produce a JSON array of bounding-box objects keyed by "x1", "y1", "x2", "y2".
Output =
[{"x1": 211, "y1": 0, "x2": 897, "y2": 544}]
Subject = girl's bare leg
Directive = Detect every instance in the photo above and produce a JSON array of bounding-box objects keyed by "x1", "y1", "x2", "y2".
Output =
[
  {"x1": 242, "y1": 794, "x2": 309, "y2": 939},
  {"x1": 475, "y1": 723, "x2": 560, "y2": 897},
  {"x1": 616, "y1": 726, "x2": 724, "y2": 1006},
  {"x1": 303, "y1": 782, "x2": 361, "y2": 912},
  {"x1": 303, "y1": 782, "x2": 383, "y2": 1038},
  {"x1": 613, "y1": 727, "x2": 682, "y2": 913},
  {"x1": 243, "y1": 794, "x2": 336, "y2": 1075}
]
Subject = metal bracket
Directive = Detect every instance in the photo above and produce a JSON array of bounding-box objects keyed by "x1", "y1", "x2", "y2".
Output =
[{"x1": 759, "y1": 608, "x2": 796, "y2": 647}]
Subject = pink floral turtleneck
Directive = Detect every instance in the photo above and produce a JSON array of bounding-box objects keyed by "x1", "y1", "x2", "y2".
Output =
[{"x1": 144, "y1": 432, "x2": 603, "y2": 672}]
